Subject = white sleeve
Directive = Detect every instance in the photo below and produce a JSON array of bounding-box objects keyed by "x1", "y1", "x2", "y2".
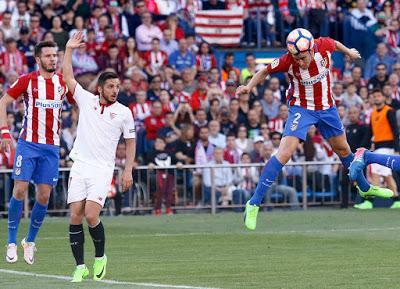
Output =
[
  {"x1": 122, "y1": 109, "x2": 136, "y2": 139},
  {"x1": 73, "y1": 82, "x2": 96, "y2": 107}
]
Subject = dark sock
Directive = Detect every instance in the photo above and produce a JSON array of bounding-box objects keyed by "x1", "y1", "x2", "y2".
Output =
[
  {"x1": 69, "y1": 224, "x2": 84, "y2": 266},
  {"x1": 89, "y1": 221, "x2": 105, "y2": 258}
]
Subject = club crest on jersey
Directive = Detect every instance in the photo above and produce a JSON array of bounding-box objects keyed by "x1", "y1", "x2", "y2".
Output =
[
  {"x1": 290, "y1": 123, "x2": 298, "y2": 131},
  {"x1": 57, "y1": 86, "x2": 65, "y2": 97},
  {"x1": 110, "y1": 112, "x2": 117, "y2": 119},
  {"x1": 321, "y1": 58, "x2": 327, "y2": 68},
  {"x1": 15, "y1": 168, "x2": 21, "y2": 176}
]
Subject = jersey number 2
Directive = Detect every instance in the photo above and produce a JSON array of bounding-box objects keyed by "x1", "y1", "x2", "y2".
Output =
[{"x1": 293, "y1": 113, "x2": 301, "y2": 125}]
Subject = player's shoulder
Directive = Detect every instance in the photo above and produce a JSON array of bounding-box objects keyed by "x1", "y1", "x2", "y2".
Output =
[
  {"x1": 314, "y1": 37, "x2": 336, "y2": 53},
  {"x1": 115, "y1": 101, "x2": 133, "y2": 115}
]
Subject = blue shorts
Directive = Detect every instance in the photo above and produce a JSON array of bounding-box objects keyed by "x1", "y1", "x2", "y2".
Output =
[
  {"x1": 12, "y1": 139, "x2": 60, "y2": 186},
  {"x1": 283, "y1": 106, "x2": 344, "y2": 141}
]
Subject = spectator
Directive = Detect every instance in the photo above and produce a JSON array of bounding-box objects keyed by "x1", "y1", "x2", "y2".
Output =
[
  {"x1": 181, "y1": 67, "x2": 196, "y2": 94},
  {"x1": 124, "y1": 37, "x2": 144, "y2": 76},
  {"x1": 195, "y1": 126, "x2": 215, "y2": 173},
  {"x1": 159, "y1": 89, "x2": 175, "y2": 114},
  {"x1": 0, "y1": 11, "x2": 18, "y2": 40},
  {"x1": 368, "y1": 63, "x2": 389, "y2": 90},
  {"x1": 40, "y1": 4, "x2": 54, "y2": 30},
  {"x1": 50, "y1": 16, "x2": 69, "y2": 50},
  {"x1": 191, "y1": 75, "x2": 208, "y2": 111},
  {"x1": 220, "y1": 106, "x2": 237, "y2": 135},
  {"x1": 147, "y1": 137, "x2": 179, "y2": 215},
  {"x1": 341, "y1": 82, "x2": 363, "y2": 108},
  {"x1": 169, "y1": 38, "x2": 196, "y2": 74},
  {"x1": 161, "y1": 14, "x2": 185, "y2": 41},
  {"x1": 249, "y1": 135, "x2": 264, "y2": 163},
  {"x1": 364, "y1": 43, "x2": 396, "y2": 79},
  {"x1": 17, "y1": 27, "x2": 35, "y2": 71},
  {"x1": 130, "y1": 67, "x2": 149, "y2": 92},
  {"x1": 69, "y1": 16, "x2": 87, "y2": 41},
  {"x1": 240, "y1": 53, "x2": 257, "y2": 84},
  {"x1": 236, "y1": 124, "x2": 253, "y2": 154},
  {"x1": 129, "y1": 90, "x2": 152, "y2": 126},
  {"x1": 252, "y1": 100, "x2": 267, "y2": 124},
  {"x1": 224, "y1": 134, "x2": 242, "y2": 164},
  {"x1": 144, "y1": 38, "x2": 168, "y2": 77},
  {"x1": 135, "y1": 12, "x2": 163, "y2": 52},
  {"x1": 11, "y1": 0, "x2": 30, "y2": 29},
  {"x1": 175, "y1": 124, "x2": 196, "y2": 165},
  {"x1": 351, "y1": 66, "x2": 367, "y2": 89},
  {"x1": 268, "y1": 104, "x2": 288, "y2": 134},
  {"x1": 388, "y1": 73, "x2": 400, "y2": 101},
  {"x1": 268, "y1": 77, "x2": 284, "y2": 102},
  {"x1": 194, "y1": 108, "x2": 208, "y2": 137},
  {"x1": 147, "y1": 74, "x2": 163, "y2": 101},
  {"x1": 160, "y1": 28, "x2": 178, "y2": 56},
  {"x1": 202, "y1": 147, "x2": 234, "y2": 205},
  {"x1": 144, "y1": 100, "x2": 166, "y2": 150},
  {"x1": 62, "y1": 10, "x2": 75, "y2": 32},
  {"x1": 66, "y1": 0, "x2": 91, "y2": 19},
  {"x1": 0, "y1": 38, "x2": 27, "y2": 76},
  {"x1": 229, "y1": 98, "x2": 246, "y2": 125},
  {"x1": 208, "y1": 120, "x2": 226, "y2": 148},
  {"x1": 196, "y1": 42, "x2": 217, "y2": 73},
  {"x1": 29, "y1": 14, "x2": 45, "y2": 44},
  {"x1": 171, "y1": 77, "x2": 190, "y2": 105},
  {"x1": 392, "y1": 63, "x2": 400, "y2": 81},
  {"x1": 202, "y1": 0, "x2": 225, "y2": 10},
  {"x1": 117, "y1": 77, "x2": 136, "y2": 107},
  {"x1": 98, "y1": 45, "x2": 124, "y2": 76},
  {"x1": 174, "y1": 102, "x2": 195, "y2": 128},
  {"x1": 260, "y1": 88, "x2": 280, "y2": 120},
  {"x1": 207, "y1": 98, "x2": 220, "y2": 121},
  {"x1": 234, "y1": 152, "x2": 259, "y2": 204},
  {"x1": 221, "y1": 52, "x2": 240, "y2": 82},
  {"x1": 246, "y1": 0, "x2": 277, "y2": 47}
]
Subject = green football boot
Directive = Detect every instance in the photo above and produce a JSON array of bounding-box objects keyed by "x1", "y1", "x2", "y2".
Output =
[
  {"x1": 93, "y1": 255, "x2": 107, "y2": 281},
  {"x1": 244, "y1": 201, "x2": 259, "y2": 230}
]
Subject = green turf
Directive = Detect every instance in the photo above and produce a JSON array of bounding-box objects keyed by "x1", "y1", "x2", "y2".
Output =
[{"x1": 1, "y1": 209, "x2": 400, "y2": 289}]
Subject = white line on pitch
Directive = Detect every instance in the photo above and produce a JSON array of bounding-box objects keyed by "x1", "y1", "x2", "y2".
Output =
[
  {"x1": 0, "y1": 269, "x2": 220, "y2": 289},
  {"x1": 38, "y1": 226, "x2": 400, "y2": 240}
]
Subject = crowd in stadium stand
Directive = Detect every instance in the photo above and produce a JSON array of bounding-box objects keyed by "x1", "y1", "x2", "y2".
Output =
[{"x1": 0, "y1": 0, "x2": 400, "y2": 213}]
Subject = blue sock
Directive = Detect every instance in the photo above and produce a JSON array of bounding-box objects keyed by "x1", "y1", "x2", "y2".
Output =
[
  {"x1": 250, "y1": 156, "x2": 283, "y2": 206},
  {"x1": 340, "y1": 153, "x2": 370, "y2": 192},
  {"x1": 365, "y1": 151, "x2": 400, "y2": 171},
  {"x1": 26, "y1": 201, "x2": 48, "y2": 242},
  {"x1": 8, "y1": 197, "x2": 23, "y2": 244}
]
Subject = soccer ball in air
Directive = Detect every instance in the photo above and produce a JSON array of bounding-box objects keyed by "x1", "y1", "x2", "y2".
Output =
[{"x1": 286, "y1": 28, "x2": 314, "y2": 55}]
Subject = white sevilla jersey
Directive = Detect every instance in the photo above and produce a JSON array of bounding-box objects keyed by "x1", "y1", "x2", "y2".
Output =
[
  {"x1": 7, "y1": 71, "x2": 73, "y2": 146},
  {"x1": 266, "y1": 37, "x2": 336, "y2": 111}
]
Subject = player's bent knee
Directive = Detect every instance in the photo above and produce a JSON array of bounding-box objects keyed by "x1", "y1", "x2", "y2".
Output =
[
  {"x1": 70, "y1": 212, "x2": 84, "y2": 224},
  {"x1": 12, "y1": 182, "x2": 29, "y2": 200},
  {"x1": 85, "y1": 213, "x2": 100, "y2": 227},
  {"x1": 36, "y1": 194, "x2": 50, "y2": 205}
]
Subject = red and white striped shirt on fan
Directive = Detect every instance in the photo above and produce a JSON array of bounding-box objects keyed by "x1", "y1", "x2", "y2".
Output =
[
  {"x1": 266, "y1": 37, "x2": 336, "y2": 111},
  {"x1": 268, "y1": 117, "x2": 285, "y2": 133},
  {"x1": 6, "y1": 71, "x2": 74, "y2": 146}
]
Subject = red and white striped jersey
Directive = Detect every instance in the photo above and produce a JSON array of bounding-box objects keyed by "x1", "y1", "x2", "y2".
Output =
[
  {"x1": 7, "y1": 71, "x2": 73, "y2": 146},
  {"x1": 266, "y1": 37, "x2": 336, "y2": 111},
  {"x1": 268, "y1": 117, "x2": 285, "y2": 133}
]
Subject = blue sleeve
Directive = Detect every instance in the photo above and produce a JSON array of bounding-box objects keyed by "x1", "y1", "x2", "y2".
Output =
[
  {"x1": 168, "y1": 52, "x2": 177, "y2": 68},
  {"x1": 190, "y1": 53, "x2": 196, "y2": 66}
]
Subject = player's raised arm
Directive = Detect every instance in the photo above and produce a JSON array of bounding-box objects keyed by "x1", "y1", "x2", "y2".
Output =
[
  {"x1": 236, "y1": 68, "x2": 269, "y2": 96},
  {"x1": 334, "y1": 40, "x2": 361, "y2": 61},
  {"x1": 63, "y1": 32, "x2": 86, "y2": 95}
]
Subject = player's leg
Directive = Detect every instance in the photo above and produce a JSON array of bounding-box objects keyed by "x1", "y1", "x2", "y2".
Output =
[
  {"x1": 85, "y1": 201, "x2": 107, "y2": 281},
  {"x1": 6, "y1": 180, "x2": 29, "y2": 263},
  {"x1": 85, "y1": 174, "x2": 111, "y2": 281},
  {"x1": 20, "y1": 184, "x2": 52, "y2": 265},
  {"x1": 68, "y1": 173, "x2": 90, "y2": 283},
  {"x1": 6, "y1": 140, "x2": 37, "y2": 263},
  {"x1": 70, "y1": 200, "x2": 89, "y2": 283},
  {"x1": 319, "y1": 107, "x2": 393, "y2": 199},
  {"x1": 244, "y1": 106, "x2": 317, "y2": 230}
]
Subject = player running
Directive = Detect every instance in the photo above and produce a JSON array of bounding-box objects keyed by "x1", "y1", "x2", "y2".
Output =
[
  {"x1": 0, "y1": 41, "x2": 74, "y2": 264},
  {"x1": 63, "y1": 32, "x2": 136, "y2": 282},
  {"x1": 237, "y1": 28, "x2": 393, "y2": 230}
]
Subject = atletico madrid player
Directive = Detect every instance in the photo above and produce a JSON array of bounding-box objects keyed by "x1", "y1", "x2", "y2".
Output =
[
  {"x1": 0, "y1": 41, "x2": 74, "y2": 264},
  {"x1": 237, "y1": 28, "x2": 392, "y2": 230}
]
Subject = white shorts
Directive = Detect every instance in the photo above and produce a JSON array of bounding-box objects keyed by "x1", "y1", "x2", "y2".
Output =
[
  {"x1": 67, "y1": 162, "x2": 114, "y2": 207},
  {"x1": 369, "y1": 148, "x2": 394, "y2": 177}
]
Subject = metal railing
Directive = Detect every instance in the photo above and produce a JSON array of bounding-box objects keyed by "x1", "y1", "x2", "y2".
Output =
[{"x1": 0, "y1": 161, "x2": 355, "y2": 218}]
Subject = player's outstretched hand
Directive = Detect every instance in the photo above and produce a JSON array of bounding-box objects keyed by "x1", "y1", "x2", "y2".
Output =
[
  {"x1": 348, "y1": 48, "x2": 361, "y2": 61},
  {"x1": 66, "y1": 31, "x2": 86, "y2": 50},
  {"x1": 121, "y1": 169, "x2": 133, "y2": 192},
  {"x1": 236, "y1": 85, "x2": 250, "y2": 96},
  {"x1": 0, "y1": 138, "x2": 13, "y2": 153}
]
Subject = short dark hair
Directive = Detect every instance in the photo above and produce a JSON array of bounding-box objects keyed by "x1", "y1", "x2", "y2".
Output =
[
  {"x1": 372, "y1": 88, "x2": 383, "y2": 94},
  {"x1": 245, "y1": 52, "x2": 255, "y2": 58},
  {"x1": 225, "y1": 52, "x2": 234, "y2": 59},
  {"x1": 98, "y1": 71, "x2": 119, "y2": 87},
  {"x1": 34, "y1": 41, "x2": 57, "y2": 57},
  {"x1": 152, "y1": 37, "x2": 160, "y2": 43}
]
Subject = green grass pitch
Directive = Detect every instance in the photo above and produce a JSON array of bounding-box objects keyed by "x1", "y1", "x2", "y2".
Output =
[{"x1": 0, "y1": 209, "x2": 400, "y2": 289}]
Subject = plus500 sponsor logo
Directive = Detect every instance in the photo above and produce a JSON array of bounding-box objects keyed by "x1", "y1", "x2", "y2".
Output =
[{"x1": 35, "y1": 99, "x2": 63, "y2": 109}]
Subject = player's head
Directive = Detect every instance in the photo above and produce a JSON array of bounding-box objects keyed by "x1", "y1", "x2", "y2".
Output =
[
  {"x1": 34, "y1": 41, "x2": 58, "y2": 73},
  {"x1": 97, "y1": 71, "x2": 120, "y2": 104},
  {"x1": 286, "y1": 28, "x2": 314, "y2": 70},
  {"x1": 372, "y1": 88, "x2": 385, "y2": 106}
]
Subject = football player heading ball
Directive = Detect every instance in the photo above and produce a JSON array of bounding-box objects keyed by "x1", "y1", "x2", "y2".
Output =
[{"x1": 237, "y1": 28, "x2": 391, "y2": 230}]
